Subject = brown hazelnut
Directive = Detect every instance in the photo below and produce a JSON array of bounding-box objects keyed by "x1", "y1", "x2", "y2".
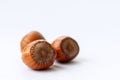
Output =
[
  {"x1": 22, "y1": 40, "x2": 56, "y2": 70},
  {"x1": 20, "y1": 31, "x2": 45, "y2": 52},
  {"x1": 52, "y1": 36, "x2": 79, "y2": 63}
]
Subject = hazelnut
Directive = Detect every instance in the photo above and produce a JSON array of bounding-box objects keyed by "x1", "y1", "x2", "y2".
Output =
[
  {"x1": 22, "y1": 40, "x2": 56, "y2": 70},
  {"x1": 52, "y1": 36, "x2": 79, "y2": 63},
  {"x1": 20, "y1": 31, "x2": 45, "y2": 52}
]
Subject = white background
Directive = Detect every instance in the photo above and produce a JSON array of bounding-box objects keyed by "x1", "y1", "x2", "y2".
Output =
[{"x1": 0, "y1": 0, "x2": 120, "y2": 80}]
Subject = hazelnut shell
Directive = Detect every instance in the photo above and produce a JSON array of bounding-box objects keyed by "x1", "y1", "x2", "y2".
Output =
[
  {"x1": 20, "y1": 31, "x2": 45, "y2": 52},
  {"x1": 52, "y1": 36, "x2": 79, "y2": 63},
  {"x1": 22, "y1": 40, "x2": 56, "y2": 70}
]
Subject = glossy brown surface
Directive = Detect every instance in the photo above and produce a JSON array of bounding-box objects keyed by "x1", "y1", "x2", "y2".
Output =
[
  {"x1": 52, "y1": 36, "x2": 79, "y2": 63},
  {"x1": 20, "y1": 31, "x2": 45, "y2": 52},
  {"x1": 22, "y1": 40, "x2": 56, "y2": 70}
]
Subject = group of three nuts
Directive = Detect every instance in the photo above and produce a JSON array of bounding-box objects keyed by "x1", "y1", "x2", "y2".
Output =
[{"x1": 20, "y1": 31, "x2": 80, "y2": 70}]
